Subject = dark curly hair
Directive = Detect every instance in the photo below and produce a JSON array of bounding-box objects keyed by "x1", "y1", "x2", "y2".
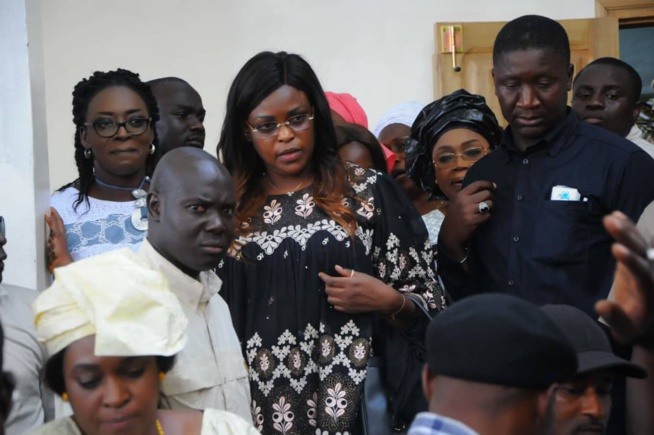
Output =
[{"x1": 58, "y1": 69, "x2": 160, "y2": 211}]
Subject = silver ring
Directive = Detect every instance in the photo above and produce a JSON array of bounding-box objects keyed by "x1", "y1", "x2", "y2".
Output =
[{"x1": 478, "y1": 201, "x2": 490, "y2": 214}]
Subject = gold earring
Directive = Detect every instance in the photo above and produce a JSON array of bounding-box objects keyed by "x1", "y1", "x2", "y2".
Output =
[
  {"x1": 158, "y1": 372, "x2": 165, "y2": 382},
  {"x1": 62, "y1": 392, "x2": 68, "y2": 402}
]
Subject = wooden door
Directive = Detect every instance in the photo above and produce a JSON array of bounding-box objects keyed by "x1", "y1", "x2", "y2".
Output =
[{"x1": 433, "y1": 18, "x2": 620, "y2": 126}]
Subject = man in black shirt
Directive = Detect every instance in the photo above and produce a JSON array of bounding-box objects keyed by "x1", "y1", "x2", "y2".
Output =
[{"x1": 438, "y1": 15, "x2": 654, "y2": 317}]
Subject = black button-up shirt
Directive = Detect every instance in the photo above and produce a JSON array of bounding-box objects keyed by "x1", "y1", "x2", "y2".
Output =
[{"x1": 439, "y1": 110, "x2": 654, "y2": 317}]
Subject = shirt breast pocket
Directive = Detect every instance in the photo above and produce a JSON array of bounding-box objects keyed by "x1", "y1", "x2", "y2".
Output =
[{"x1": 532, "y1": 200, "x2": 593, "y2": 264}]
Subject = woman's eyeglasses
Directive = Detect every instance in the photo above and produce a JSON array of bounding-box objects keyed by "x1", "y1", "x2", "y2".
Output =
[
  {"x1": 83, "y1": 117, "x2": 152, "y2": 138},
  {"x1": 432, "y1": 147, "x2": 488, "y2": 170},
  {"x1": 247, "y1": 113, "x2": 314, "y2": 138}
]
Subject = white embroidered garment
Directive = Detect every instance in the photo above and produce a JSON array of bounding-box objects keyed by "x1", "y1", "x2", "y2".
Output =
[
  {"x1": 627, "y1": 124, "x2": 654, "y2": 159},
  {"x1": 138, "y1": 241, "x2": 252, "y2": 422},
  {"x1": 219, "y1": 165, "x2": 444, "y2": 434},
  {"x1": 28, "y1": 408, "x2": 260, "y2": 434},
  {"x1": 50, "y1": 187, "x2": 146, "y2": 261},
  {"x1": 421, "y1": 208, "x2": 445, "y2": 248}
]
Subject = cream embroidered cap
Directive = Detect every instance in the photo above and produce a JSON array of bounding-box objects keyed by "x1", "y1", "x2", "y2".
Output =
[{"x1": 34, "y1": 248, "x2": 188, "y2": 357}]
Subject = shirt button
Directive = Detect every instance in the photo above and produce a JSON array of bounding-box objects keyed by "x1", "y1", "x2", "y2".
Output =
[
  {"x1": 522, "y1": 158, "x2": 529, "y2": 165},
  {"x1": 517, "y1": 195, "x2": 523, "y2": 201},
  {"x1": 513, "y1": 236, "x2": 520, "y2": 242},
  {"x1": 508, "y1": 280, "x2": 515, "y2": 286}
]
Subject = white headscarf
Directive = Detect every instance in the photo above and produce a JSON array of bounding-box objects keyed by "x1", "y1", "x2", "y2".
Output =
[
  {"x1": 34, "y1": 248, "x2": 188, "y2": 357},
  {"x1": 373, "y1": 101, "x2": 426, "y2": 138}
]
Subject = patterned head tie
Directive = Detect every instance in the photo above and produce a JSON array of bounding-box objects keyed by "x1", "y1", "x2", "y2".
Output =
[{"x1": 405, "y1": 89, "x2": 503, "y2": 199}]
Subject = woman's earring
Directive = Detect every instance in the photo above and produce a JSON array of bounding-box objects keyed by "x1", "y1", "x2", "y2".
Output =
[
  {"x1": 158, "y1": 372, "x2": 165, "y2": 382},
  {"x1": 62, "y1": 392, "x2": 68, "y2": 402},
  {"x1": 149, "y1": 144, "x2": 156, "y2": 155},
  {"x1": 84, "y1": 148, "x2": 93, "y2": 160}
]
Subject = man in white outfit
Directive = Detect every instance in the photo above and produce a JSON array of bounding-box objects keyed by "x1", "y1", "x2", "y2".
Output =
[{"x1": 142, "y1": 148, "x2": 252, "y2": 421}]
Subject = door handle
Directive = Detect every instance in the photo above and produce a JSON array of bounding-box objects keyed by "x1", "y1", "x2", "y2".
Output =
[{"x1": 441, "y1": 25, "x2": 463, "y2": 72}]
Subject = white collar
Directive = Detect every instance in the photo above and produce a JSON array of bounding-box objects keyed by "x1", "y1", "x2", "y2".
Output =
[{"x1": 139, "y1": 240, "x2": 222, "y2": 309}]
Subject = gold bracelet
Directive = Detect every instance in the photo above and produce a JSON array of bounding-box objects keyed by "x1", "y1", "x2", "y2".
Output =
[{"x1": 391, "y1": 294, "x2": 407, "y2": 320}]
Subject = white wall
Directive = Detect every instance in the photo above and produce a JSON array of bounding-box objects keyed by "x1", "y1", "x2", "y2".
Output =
[
  {"x1": 41, "y1": 0, "x2": 596, "y2": 190},
  {"x1": 1, "y1": 0, "x2": 50, "y2": 290}
]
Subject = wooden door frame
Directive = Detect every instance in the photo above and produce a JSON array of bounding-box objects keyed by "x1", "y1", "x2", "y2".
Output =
[{"x1": 596, "y1": 0, "x2": 654, "y2": 25}]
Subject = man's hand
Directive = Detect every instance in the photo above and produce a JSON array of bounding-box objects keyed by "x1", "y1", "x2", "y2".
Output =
[{"x1": 596, "y1": 211, "x2": 654, "y2": 349}]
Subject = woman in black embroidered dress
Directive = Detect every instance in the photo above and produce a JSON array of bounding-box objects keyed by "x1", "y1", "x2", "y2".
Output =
[{"x1": 217, "y1": 51, "x2": 445, "y2": 435}]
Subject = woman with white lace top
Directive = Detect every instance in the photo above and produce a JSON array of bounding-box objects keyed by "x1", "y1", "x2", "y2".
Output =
[{"x1": 46, "y1": 69, "x2": 159, "y2": 273}]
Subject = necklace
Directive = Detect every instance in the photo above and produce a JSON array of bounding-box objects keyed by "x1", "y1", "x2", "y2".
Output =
[
  {"x1": 156, "y1": 419, "x2": 164, "y2": 435},
  {"x1": 94, "y1": 176, "x2": 150, "y2": 231},
  {"x1": 94, "y1": 176, "x2": 150, "y2": 205},
  {"x1": 264, "y1": 174, "x2": 311, "y2": 196}
]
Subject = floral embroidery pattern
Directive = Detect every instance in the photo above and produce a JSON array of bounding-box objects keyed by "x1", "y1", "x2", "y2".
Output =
[
  {"x1": 356, "y1": 199, "x2": 375, "y2": 219},
  {"x1": 251, "y1": 400, "x2": 264, "y2": 432},
  {"x1": 272, "y1": 396, "x2": 294, "y2": 434},
  {"x1": 295, "y1": 193, "x2": 316, "y2": 219},
  {"x1": 325, "y1": 383, "x2": 347, "y2": 422},
  {"x1": 288, "y1": 347, "x2": 305, "y2": 377},
  {"x1": 307, "y1": 392, "x2": 318, "y2": 427},
  {"x1": 264, "y1": 200, "x2": 283, "y2": 224},
  {"x1": 246, "y1": 321, "x2": 369, "y2": 433},
  {"x1": 348, "y1": 338, "x2": 369, "y2": 368},
  {"x1": 224, "y1": 164, "x2": 446, "y2": 434}
]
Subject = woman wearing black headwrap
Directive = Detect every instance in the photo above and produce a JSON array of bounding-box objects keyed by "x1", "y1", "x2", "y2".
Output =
[{"x1": 405, "y1": 89, "x2": 502, "y2": 252}]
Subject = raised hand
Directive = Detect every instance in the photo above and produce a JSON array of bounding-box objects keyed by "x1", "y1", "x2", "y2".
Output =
[
  {"x1": 439, "y1": 180, "x2": 495, "y2": 261},
  {"x1": 596, "y1": 211, "x2": 654, "y2": 349},
  {"x1": 44, "y1": 207, "x2": 73, "y2": 274}
]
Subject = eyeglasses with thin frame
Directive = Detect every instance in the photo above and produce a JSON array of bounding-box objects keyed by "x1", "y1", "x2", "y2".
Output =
[
  {"x1": 0, "y1": 216, "x2": 4, "y2": 238},
  {"x1": 247, "y1": 113, "x2": 314, "y2": 138},
  {"x1": 83, "y1": 117, "x2": 152, "y2": 138},
  {"x1": 432, "y1": 147, "x2": 489, "y2": 170}
]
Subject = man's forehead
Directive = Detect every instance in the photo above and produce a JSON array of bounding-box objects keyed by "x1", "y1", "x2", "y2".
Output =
[
  {"x1": 176, "y1": 163, "x2": 233, "y2": 192},
  {"x1": 173, "y1": 178, "x2": 235, "y2": 203},
  {"x1": 155, "y1": 82, "x2": 202, "y2": 103},
  {"x1": 575, "y1": 65, "x2": 629, "y2": 88},
  {"x1": 496, "y1": 48, "x2": 566, "y2": 70}
]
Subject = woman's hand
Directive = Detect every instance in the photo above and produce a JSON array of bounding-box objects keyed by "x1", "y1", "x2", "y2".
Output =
[
  {"x1": 45, "y1": 207, "x2": 73, "y2": 274},
  {"x1": 439, "y1": 180, "x2": 495, "y2": 261},
  {"x1": 319, "y1": 265, "x2": 404, "y2": 314}
]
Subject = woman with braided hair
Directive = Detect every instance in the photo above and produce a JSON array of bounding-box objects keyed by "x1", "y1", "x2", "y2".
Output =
[{"x1": 46, "y1": 69, "x2": 159, "y2": 273}]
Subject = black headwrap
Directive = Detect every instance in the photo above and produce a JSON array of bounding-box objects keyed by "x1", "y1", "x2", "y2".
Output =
[{"x1": 405, "y1": 89, "x2": 502, "y2": 199}]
